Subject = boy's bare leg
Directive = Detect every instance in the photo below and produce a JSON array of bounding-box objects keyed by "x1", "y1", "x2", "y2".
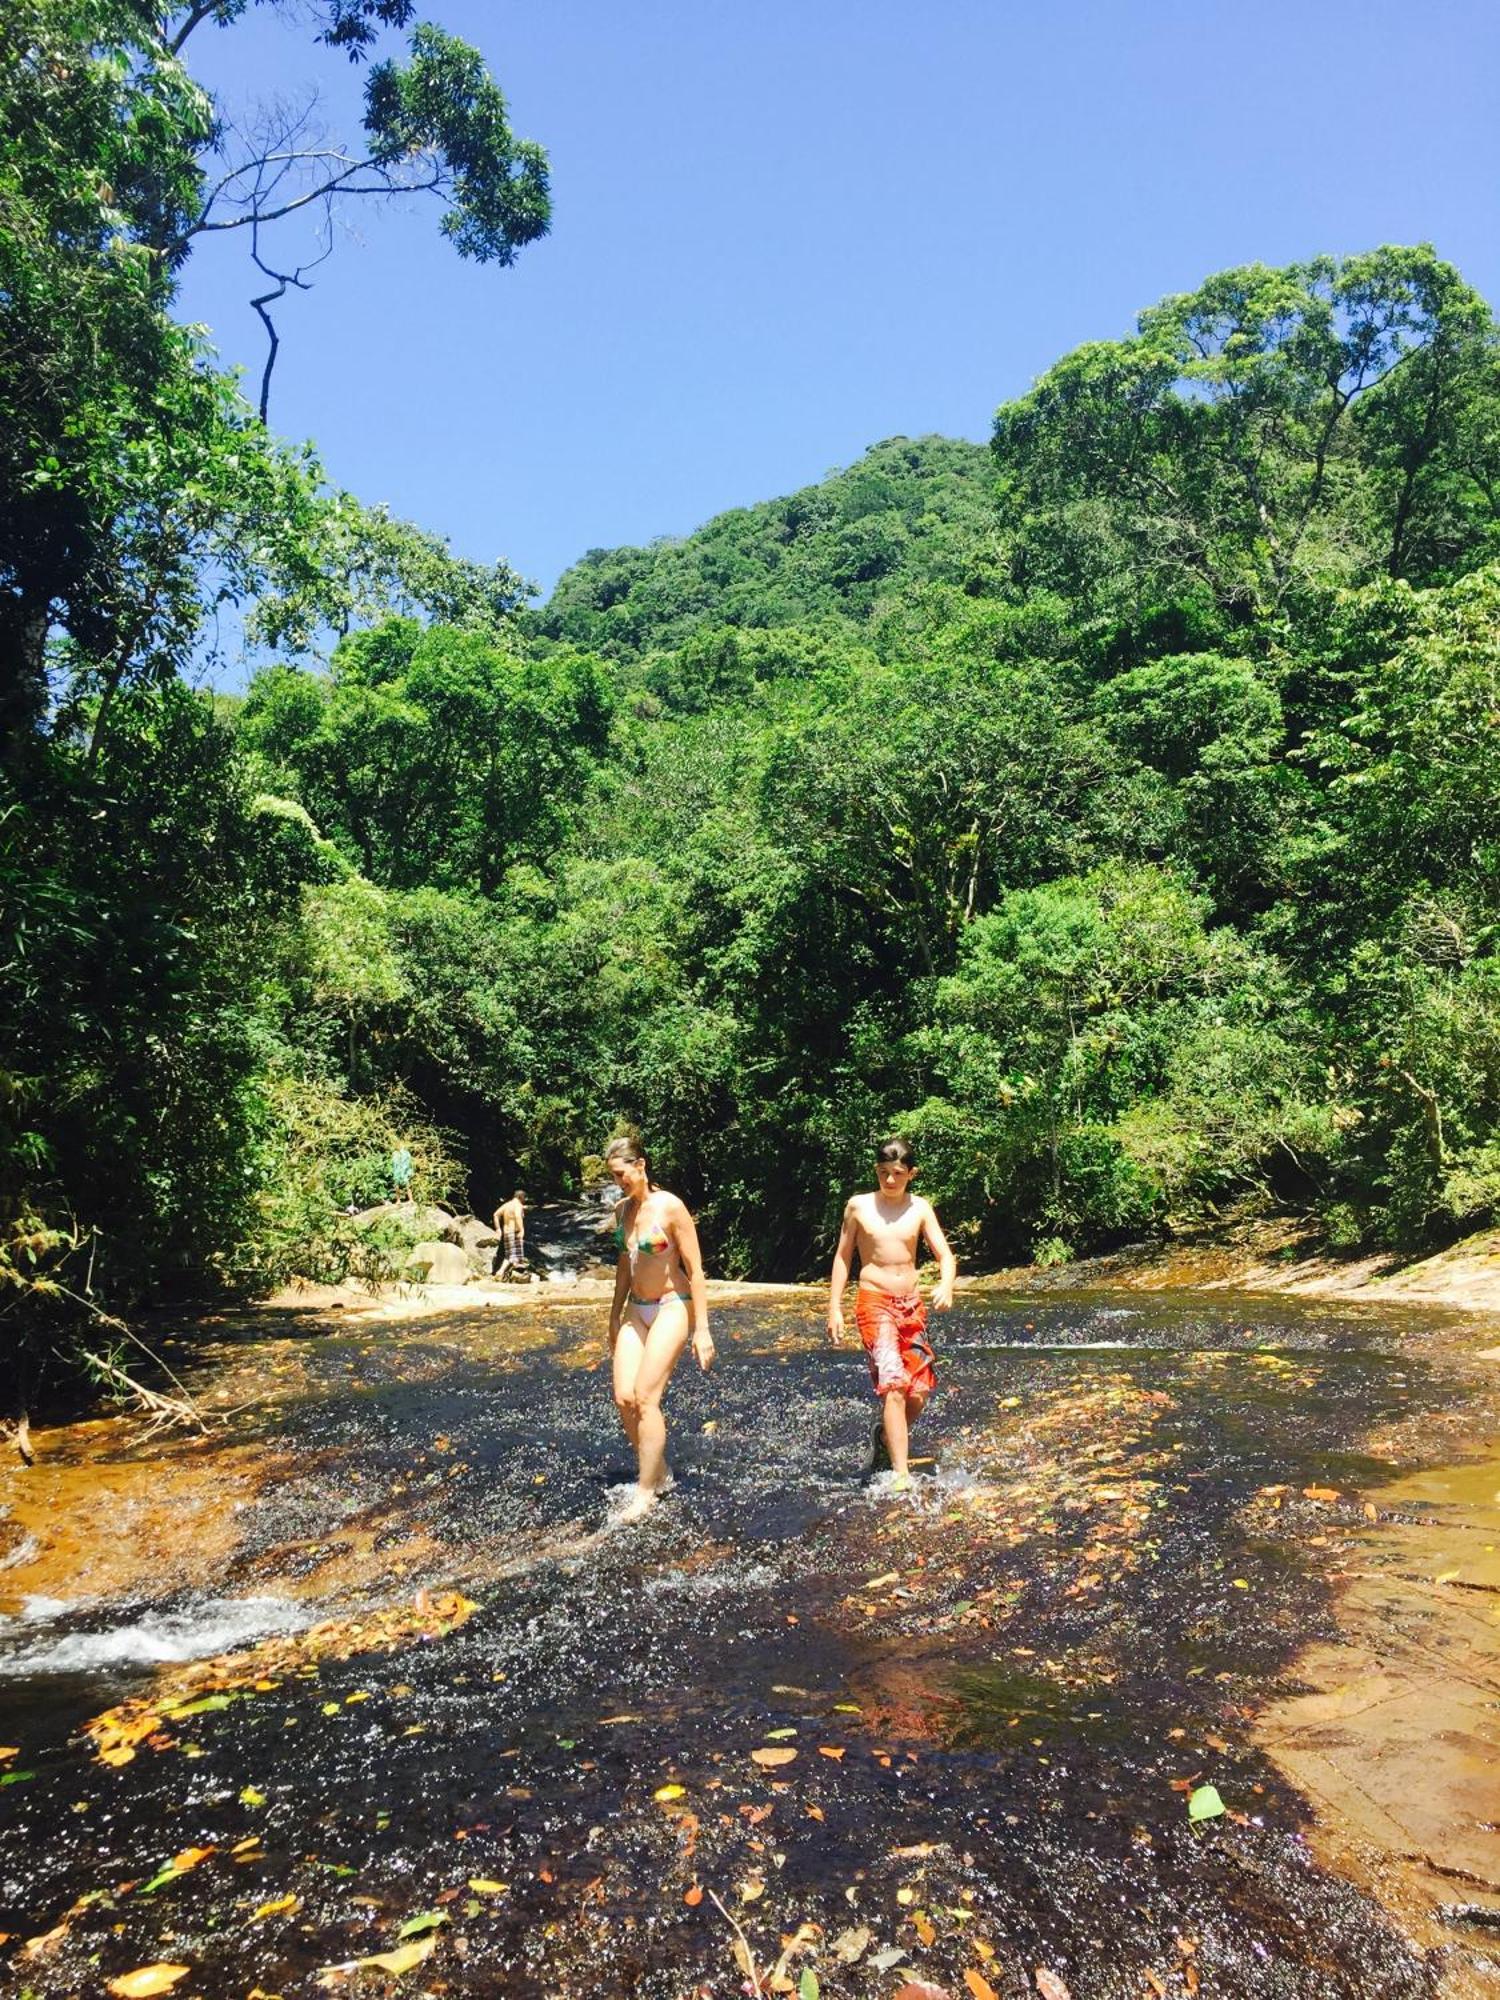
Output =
[{"x1": 882, "y1": 1388, "x2": 928, "y2": 1481}]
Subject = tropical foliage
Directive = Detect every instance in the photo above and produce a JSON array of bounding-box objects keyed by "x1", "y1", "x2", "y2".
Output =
[{"x1": 9, "y1": 1, "x2": 1500, "y2": 1397}]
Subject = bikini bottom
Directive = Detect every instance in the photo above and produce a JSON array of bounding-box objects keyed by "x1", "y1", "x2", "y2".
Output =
[{"x1": 629, "y1": 1292, "x2": 689, "y2": 1330}]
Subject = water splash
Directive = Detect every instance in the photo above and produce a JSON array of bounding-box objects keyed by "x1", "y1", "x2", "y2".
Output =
[{"x1": 0, "y1": 1593, "x2": 307, "y2": 1676}]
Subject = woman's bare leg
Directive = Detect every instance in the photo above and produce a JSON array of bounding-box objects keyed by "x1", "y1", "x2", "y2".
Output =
[
  {"x1": 612, "y1": 1324, "x2": 645, "y2": 1454},
  {"x1": 625, "y1": 1297, "x2": 691, "y2": 1496}
]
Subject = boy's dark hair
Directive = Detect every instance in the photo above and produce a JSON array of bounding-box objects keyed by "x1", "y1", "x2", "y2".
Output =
[{"x1": 875, "y1": 1136, "x2": 916, "y2": 1168}]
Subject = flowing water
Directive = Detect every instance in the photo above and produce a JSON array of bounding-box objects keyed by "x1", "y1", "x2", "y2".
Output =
[{"x1": 0, "y1": 1288, "x2": 1494, "y2": 1996}]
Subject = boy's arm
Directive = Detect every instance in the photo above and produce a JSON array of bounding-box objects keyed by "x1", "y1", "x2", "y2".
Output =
[
  {"x1": 922, "y1": 1201, "x2": 957, "y2": 1310},
  {"x1": 828, "y1": 1200, "x2": 859, "y2": 1342}
]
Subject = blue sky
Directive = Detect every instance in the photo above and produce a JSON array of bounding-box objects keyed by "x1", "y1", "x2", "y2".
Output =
[{"x1": 175, "y1": 0, "x2": 1500, "y2": 607}]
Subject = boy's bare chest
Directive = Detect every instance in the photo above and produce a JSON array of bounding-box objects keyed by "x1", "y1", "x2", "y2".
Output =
[{"x1": 856, "y1": 1197, "x2": 921, "y2": 1258}]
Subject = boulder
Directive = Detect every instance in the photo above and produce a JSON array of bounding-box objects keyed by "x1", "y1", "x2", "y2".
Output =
[
  {"x1": 353, "y1": 1201, "x2": 459, "y2": 1242},
  {"x1": 453, "y1": 1215, "x2": 501, "y2": 1267},
  {"x1": 405, "y1": 1240, "x2": 473, "y2": 1286}
]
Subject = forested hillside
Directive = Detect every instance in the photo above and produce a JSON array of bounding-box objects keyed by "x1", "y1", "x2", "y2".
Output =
[{"x1": 8, "y1": 7, "x2": 1500, "y2": 1387}]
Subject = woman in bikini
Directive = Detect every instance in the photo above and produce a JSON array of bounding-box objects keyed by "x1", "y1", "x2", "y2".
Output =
[{"x1": 604, "y1": 1136, "x2": 714, "y2": 1517}]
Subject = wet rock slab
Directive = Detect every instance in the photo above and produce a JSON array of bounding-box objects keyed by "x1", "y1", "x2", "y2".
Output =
[{"x1": 1, "y1": 1290, "x2": 1497, "y2": 1996}]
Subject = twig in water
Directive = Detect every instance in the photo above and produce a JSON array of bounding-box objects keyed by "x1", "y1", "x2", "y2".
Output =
[{"x1": 707, "y1": 1889, "x2": 765, "y2": 1996}]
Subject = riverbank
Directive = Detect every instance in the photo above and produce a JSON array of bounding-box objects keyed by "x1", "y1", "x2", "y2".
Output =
[{"x1": 980, "y1": 1213, "x2": 1500, "y2": 1321}]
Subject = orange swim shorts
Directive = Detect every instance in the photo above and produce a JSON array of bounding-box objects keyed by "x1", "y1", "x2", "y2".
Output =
[{"x1": 855, "y1": 1290, "x2": 936, "y2": 1399}]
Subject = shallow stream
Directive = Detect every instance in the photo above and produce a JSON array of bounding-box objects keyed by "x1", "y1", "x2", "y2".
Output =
[{"x1": 1, "y1": 1288, "x2": 1494, "y2": 1997}]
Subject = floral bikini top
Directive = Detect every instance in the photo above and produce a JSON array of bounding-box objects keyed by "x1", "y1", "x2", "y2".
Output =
[{"x1": 613, "y1": 1208, "x2": 670, "y2": 1260}]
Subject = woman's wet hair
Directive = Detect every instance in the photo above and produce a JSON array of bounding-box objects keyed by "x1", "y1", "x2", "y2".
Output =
[
  {"x1": 875, "y1": 1136, "x2": 916, "y2": 1168},
  {"x1": 605, "y1": 1135, "x2": 654, "y2": 1184}
]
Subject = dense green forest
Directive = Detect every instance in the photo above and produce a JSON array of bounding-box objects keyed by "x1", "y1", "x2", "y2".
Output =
[{"x1": 9, "y1": 5, "x2": 1500, "y2": 1392}]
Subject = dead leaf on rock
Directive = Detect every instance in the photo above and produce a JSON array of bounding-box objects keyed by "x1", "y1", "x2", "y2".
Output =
[
  {"x1": 106, "y1": 1966, "x2": 191, "y2": 1998},
  {"x1": 832, "y1": 1926, "x2": 871, "y2": 1963},
  {"x1": 317, "y1": 1934, "x2": 436, "y2": 1984},
  {"x1": 23, "y1": 1924, "x2": 70, "y2": 1958},
  {"x1": 251, "y1": 1895, "x2": 300, "y2": 1920}
]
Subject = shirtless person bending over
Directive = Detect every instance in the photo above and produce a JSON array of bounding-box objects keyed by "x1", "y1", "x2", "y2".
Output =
[{"x1": 828, "y1": 1137, "x2": 956, "y2": 1489}]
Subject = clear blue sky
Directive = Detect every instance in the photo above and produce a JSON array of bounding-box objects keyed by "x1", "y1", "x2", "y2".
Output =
[{"x1": 175, "y1": 0, "x2": 1500, "y2": 605}]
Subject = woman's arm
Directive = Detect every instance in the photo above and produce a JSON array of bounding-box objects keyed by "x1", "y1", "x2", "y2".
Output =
[
  {"x1": 669, "y1": 1197, "x2": 714, "y2": 1370},
  {"x1": 608, "y1": 1201, "x2": 630, "y2": 1342}
]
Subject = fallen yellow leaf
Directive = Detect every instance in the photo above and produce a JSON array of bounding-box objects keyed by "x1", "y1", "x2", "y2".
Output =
[
  {"x1": 654, "y1": 1783, "x2": 687, "y2": 1801},
  {"x1": 251, "y1": 1895, "x2": 300, "y2": 1920},
  {"x1": 966, "y1": 1971, "x2": 1000, "y2": 2000},
  {"x1": 739, "y1": 1877, "x2": 766, "y2": 1904},
  {"x1": 107, "y1": 1966, "x2": 191, "y2": 1998},
  {"x1": 467, "y1": 1879, "x2": 509, "y2": 1895}
]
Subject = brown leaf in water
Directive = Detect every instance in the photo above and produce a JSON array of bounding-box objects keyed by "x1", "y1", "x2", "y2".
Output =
[
  {"x1": 964, "y1": 1973, "x2": 1000, "y2": 2000},
  {"x1": 739, "y1": 1876, "x2": 766, "y2": 1904},
  {"x1": 1035, "y1": 1971, "x2": 1073, "y2": 2000},
  {"x1": 1302, "y1": 1486, "x2": 1340, "y2": 1503},
  {"x1": 832, "y1": 1926, "x2": 871, "y2": 1962},
  {"x1": 0, "y1": 1747, "x2": 17, "y2": 1761},
  {"x1": 913, "y1": 1912, "x2": 937, "y2": 1946},
  {"x1": 806, "y1": 1804, "x2": 825, "y2": 1822},
  {"x1": 1143, "y1": 1975, "x2": 1168, "y2": 1998},
  {"x1": 684, "y1": 1882, "x2": 703, "y2": 1907},
  {"x1": 106, "y1": 1966, "x2": 191, "y2": 1997},
  {"x1": 751, "y1": 1747, "x2": 798, "y2": 1768},
  {"x1": 22, "y1": 1923, "x2": 70, "y2": 1957},
  {"x1": 893, "y1": 1985, "x2": 951, "y2": 2000},
  {"x1": 818, "y1": 1746, "x2": 845, "y2": 1760}
]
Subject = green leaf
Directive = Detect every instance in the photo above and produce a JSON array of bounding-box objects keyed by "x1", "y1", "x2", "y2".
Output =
[
  {"x1": 799, "y1": 1972, "x2": 820, "y2": 2000},
  {"x1": 239, "y1": 1785, "x2": 267, "y2": 1808},
  {"x1": 0, "y1": 1771, "x2": 37, "y2": 1786},
  {"x1": 1187, "y1": 1783, "x2": 1226, "y2": 1821},
  {"x1": 764, "y1": 1728, "x2": 798, "y2": 1741},
  {"x1": 168, "y1": 1694, "x2": 233, "y2": 1717},
  {"x1": 396, "y1": 1910, "x2": 449, "y2": 1939}
]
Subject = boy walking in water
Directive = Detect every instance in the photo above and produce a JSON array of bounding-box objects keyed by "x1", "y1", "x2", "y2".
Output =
[{"x1": 828, "y1": 1138, "x2": 956, "y2": 1489}]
